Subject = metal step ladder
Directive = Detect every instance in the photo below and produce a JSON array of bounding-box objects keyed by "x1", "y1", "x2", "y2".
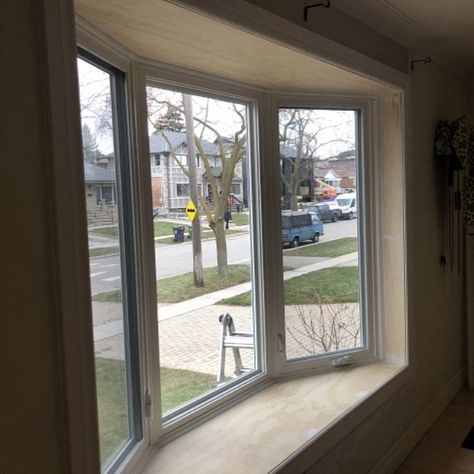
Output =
[{"x1": 217, "y1": 313, "x2": 254, "y2": 385}]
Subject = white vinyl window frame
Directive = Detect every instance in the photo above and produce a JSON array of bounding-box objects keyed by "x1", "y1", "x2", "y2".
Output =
[
  {"x1": 75, "y1": 43, "x2": 152, "y2": 474},
  {"x1": 140, "y1": 68, "x2": 269, "y2": 441},
  {"x1": 269, "y1": 94, "x2": 381, "y2": 376},
  {"x1": 76, "y1": 24, "x2": 396, "y2": 468}
]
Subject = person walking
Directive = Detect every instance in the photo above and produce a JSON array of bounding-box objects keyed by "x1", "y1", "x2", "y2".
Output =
[{"x1": 224, "y1": 207, "x2": 232, "y2": 230}]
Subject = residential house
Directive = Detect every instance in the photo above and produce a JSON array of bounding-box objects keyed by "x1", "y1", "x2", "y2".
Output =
[
  {"x1": 282, "y1": 144, "x2": 357, "y2": 203},
  {"x1": 280, "y1": 143, "x2": 315, "y2": 206},
  {"x1": 149, "y1": 131, "x2": 245, "y2": 211},
  {"x1": 4, "y1": 1, "x2": 474, "y2": 473},
  {"x1": 314, "y1": 150, "x2": 357, "y2": 194},
  {"x1": 83, "y1": 158, "x2": 119, "y2": 226}
]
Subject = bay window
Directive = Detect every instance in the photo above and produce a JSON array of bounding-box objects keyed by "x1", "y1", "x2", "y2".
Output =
[{"x1": 74, "y1": 6, "x2": 406, "y2": 471}]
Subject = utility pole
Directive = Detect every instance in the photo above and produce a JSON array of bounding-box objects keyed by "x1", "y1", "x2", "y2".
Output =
[{"x1": 182, "y1": 93, "x2": 204, "y2": 287}]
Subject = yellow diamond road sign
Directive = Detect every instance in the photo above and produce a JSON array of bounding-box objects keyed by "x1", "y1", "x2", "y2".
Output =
[{"x1": 185, "y1": 199, "x2": 197, "y2": 222}]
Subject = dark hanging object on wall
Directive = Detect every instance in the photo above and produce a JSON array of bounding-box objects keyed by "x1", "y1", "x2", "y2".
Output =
[
  {"x1": 411, "y1": 57, "x2": 431, "y2": 71},
  {"x1": 434, "y1": 117, "x2": 474, "y2": 273},
  {"x1": 434, "y1": 120, "x2": 464, "y2": 186},
  {"x1": 304, "y1": 0, "x2": 331, "y2": 22}
]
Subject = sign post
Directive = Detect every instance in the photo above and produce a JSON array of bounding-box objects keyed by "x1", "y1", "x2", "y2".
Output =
[{"x1": 183, "y1": 93, "x2": 204, "y2": 287}]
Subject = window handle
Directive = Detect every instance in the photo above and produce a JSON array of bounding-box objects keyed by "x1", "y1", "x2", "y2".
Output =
[
  {"x1": 277, "y1": 333, "x2": 285, "y2": 352},
  {"x1": 145, "y1": 390, "x2": 152, "y2": 418}
]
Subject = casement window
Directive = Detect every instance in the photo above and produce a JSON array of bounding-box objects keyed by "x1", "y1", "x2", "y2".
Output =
[
  {"x1": 75, "y1": 16, "x2": 405, "y2": 471},
  {"x1": 77, "y1": 51, "x2": 142, "y2": 471},
  {"x1": 275, "y1": 103, "x2": 376, "y2": 372},
  {"x1": 145, "y1": 80, "x2": 263, "y2": 425}
]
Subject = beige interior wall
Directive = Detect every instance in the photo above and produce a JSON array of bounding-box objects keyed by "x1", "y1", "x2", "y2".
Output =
[
  {"x1": 237, "y1": 2, "x2": 471, "y2": 468},
  {"x1": 470, "y1": 79, "x2": 474, "y2": 117},
  {"x1": 2, "y1": 1, "x2": 471, "y2": 473},
  {"x1": 298, "y1": 62, "x2": 470, "y2": 473},
  {"x1": 244, "y1": 0, "x2": 408, "y2": 74},
  {"x1": 1, "y1": 2, "x2": 67, "y2": 472}
]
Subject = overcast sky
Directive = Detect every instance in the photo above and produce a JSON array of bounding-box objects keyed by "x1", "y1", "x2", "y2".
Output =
[{"x1": 78, "y1": 58, "x2": 355, "y2": 159}]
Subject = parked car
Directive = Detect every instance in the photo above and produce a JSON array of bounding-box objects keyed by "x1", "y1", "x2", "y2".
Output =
[
  {"x1": 327, "y1": 200, "x2": 343, "y2": 218},
  {"x1": 335, "y1": 192, "x2": 357, "y2": 219},
  {"x1": 340, "y1": 187, "x2": 356, "y2": 194},
  {"x1": 301, "y1": 202, "x2": 340, "y2": 222},
  {"x1": 281, "y1": 211, "x2": 324, "y2": 247}
]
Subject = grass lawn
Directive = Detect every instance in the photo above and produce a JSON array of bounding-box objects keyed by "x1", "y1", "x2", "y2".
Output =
[
  {"x1": 160, "y1": 366, "x2": 215, "y2": 413},
  {"x1": 154, "y1": 221, "x2": 179, "y2": 237},
  {"x1": 93, "y1": 264, "x2": 251, "y2": 303},
  {"x1": 157, "y1": 264, "x2": 250, "y2": 303},
  {"x1": 158, "y1": 228, "x2": 243, "y2": 244},
  {"x1": 284, "y1": 237, "x2": 357, "y2": 258},
  {"x1": 95, "y1": 358, "x2": 214, "y2": 465},
  {"x1": 95, "y1": 358, "x2": 129, "y2": 466},
  {"x1": 219, "y1": 266, "x2": 359, "y2": 306},
  {"x1": 89, "y1": 246, "x2": 119, "y2": 258},
  {"x1": 90, "y1": 226, "x2": 119, "y2": 237},
  {"x1": 230, "y1": 213, "x2": 249, "y2": 226},
  {"x1": 91, "y1": 222, "x2": 182, "y2": 239},
  {"x1": 91, "y1": 222, "x2": 247, "y2": 242}
]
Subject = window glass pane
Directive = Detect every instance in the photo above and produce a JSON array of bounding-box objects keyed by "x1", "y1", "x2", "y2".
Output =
[
  {"x1": 147, "y1": 85, "x2": 257, "y2": 415},
  {"x1": 279, "y1": 108, "x2": 362, "y2": 361},
  {"x1": 78, "y1": 57, "x2": 132, "y2": 466}
]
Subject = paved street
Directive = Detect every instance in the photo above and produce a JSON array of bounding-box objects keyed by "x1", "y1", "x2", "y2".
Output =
[
  {"x1": 90, "y1": 219, "x2": 361, "y2": 384},
  {"x1": 89, "y1": 218, "x2": 358, "y2": 295}
]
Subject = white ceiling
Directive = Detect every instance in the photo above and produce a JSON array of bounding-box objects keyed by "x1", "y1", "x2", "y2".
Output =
[
  {"x1": 334, "y1": 0, "x2": 474, "y2": 78},
  {"x1": 75, "y1": 0, "x2": 394, "y2": 95}
]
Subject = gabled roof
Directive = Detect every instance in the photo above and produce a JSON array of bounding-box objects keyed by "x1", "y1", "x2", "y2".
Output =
[
  {"x1": 314, "y1": 158, "x2": 356, "y2": 179},
  {"x1": 324, "y1": 170, "x2": 340, "y2": 180},
  {"x1": 149, "y1": 131, "x2": 218, "y2": 156},
  {"x1": 202, "y1": 166, "x2": 222, "y2": 178},
  {"x1": 83, "y1": 161, "x2": 116, "y2": 183}
]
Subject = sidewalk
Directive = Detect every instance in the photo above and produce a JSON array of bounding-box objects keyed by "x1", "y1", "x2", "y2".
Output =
[
  {"x1": 92, "y1": 251, "x2": 359, "y2": 376},
  {"x1": 157, "y1": 251, "x2": 358, "y2": 320}
]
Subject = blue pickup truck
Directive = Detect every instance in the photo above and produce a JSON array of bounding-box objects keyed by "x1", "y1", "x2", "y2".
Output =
[{"x1": 281, "y1": 211, "x2": 324, "y2": 247}]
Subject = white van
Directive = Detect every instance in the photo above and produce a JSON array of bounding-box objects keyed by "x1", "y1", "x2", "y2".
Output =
[{"x1": 335, "y1": 192, "x2": 357, "y2": 219}]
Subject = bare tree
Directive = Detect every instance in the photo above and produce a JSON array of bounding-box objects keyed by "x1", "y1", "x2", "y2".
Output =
[
  {"x1": 148, "y1": 89, "x2": 246, "y2": 277},
  {"x1": 78, "y1": 71, "x2": 113, "y2": 137},
  {"x1": 81, "y1": 124, "x2": 102, "y2": 163},
  {"x1": 279, "y1": 109, "x2": 352, "y2": 210},
  {"x1": 286, "y1": 294, "x2": 360, "y2": 355}
]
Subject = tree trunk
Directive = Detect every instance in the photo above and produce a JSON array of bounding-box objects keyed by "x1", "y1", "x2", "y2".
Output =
[
  {"x1": 290, "y1": 193, "x2": 298, "y2": 211},
  {"x1": 290, "y1": 174, "x2": 299, "y2": 210},
  {"x1": 214, "y1": 219, "x2": 228, "y2": 276},
  {"x1": 183, "y1": 93, "x2": 204, "y2": 287}
]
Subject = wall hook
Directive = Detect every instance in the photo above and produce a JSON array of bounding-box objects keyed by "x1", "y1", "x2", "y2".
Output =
[
  {"x1": 304, "y1": 1, "x2": 331, "y2": 22},
  {"x1": 411, "y1": 56, "x2": 431, "y2": 71}
]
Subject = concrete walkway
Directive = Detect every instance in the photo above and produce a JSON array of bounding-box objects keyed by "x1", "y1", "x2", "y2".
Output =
[{"x1": 92, "y1": 252, "x2": 359, "y2": 377}]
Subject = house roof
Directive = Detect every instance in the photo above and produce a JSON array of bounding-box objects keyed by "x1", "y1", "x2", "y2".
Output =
[
  {"x1": 314, "y1": 158, "x2": 356, "y2": 179},
  {"x1": 83, "y1": 161, "x2": 116, "y2": 183},
  {"x1": 149, "y1": 131, "x2": 218, "y2": 156},
  {"x1": 202, "y1": 166, "x2": 222, "y2": 178}
]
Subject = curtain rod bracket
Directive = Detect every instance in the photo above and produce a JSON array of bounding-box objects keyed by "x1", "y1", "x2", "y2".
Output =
[
  {"x1": 304, "y1": 1, "x2": 331, "y2": 22},
  {"x1": 411, "y1": 57, "x2": 431, "y2": 71}
]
